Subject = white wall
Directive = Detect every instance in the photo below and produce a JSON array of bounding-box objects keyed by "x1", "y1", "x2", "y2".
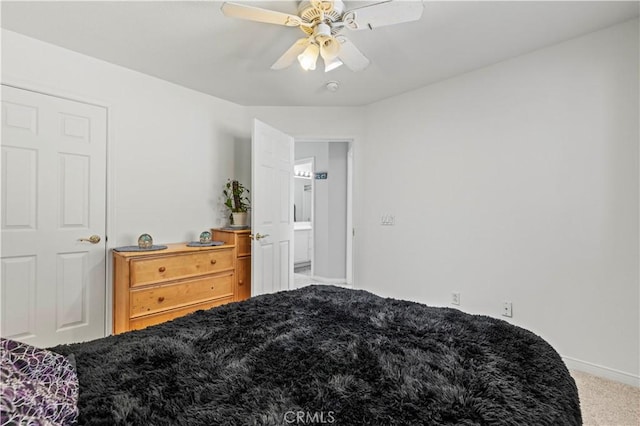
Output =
[
  {"x1": 1, "y1": 29, "x2": 246, "y2": 246},
  {"x1": 328, "y1": 142, "x2": 348, "y2": 278},
  {"x1": 359, "y1": 19, "x2": 639, "y2": 384},
  {"x1": 244, "y1": 107, "x2": 364, "y2": 141}
]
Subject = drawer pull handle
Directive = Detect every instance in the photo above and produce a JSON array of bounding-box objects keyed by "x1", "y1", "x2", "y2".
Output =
[
  {"x1": 210, "y1": 259, "x2": 217, "y2": 265},
  {"x1": 158, "y1": 297, "x2": 165, "y2": 303},
  {"x1": 239, "y1": 279, "x2": 244, "y2": 285},
  {"x1": 158, "y1": 266, "x2": 166, "y2": 273}
]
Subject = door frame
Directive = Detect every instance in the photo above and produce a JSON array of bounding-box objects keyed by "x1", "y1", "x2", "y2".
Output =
[
  {"x1": 1, "y1": 76, "x2": 114, "y2": 336},
  {"x1": 295, "y1": 138, "x2": 354, "y2": 286}
]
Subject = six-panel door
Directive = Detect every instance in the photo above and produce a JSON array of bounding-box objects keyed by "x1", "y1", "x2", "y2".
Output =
[{"x1": 1, "y1": 85, "x2": 108, "y2": 347}]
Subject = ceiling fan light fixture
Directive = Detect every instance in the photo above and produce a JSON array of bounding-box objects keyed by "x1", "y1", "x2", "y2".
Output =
[
  {"x1": 297, "y1": 43, "x2": 319, "y2": 70},
  {"x1": 319, "y1": 37, "x2": 340, "y2": 60},
  {"x1": 324, "y1": 56, "x2": 343, "y2": 72}
]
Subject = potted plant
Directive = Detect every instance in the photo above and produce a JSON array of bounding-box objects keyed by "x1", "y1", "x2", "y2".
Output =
[{"x1": 223, "y1": 179, "x2": 250, "y2": 226}]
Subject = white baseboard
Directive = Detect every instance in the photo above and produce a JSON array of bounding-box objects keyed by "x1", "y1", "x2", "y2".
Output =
[
  {"x1": 310, "y1": 276, "x2": 351, "y2": 287},
  {"x1": 292, "y1": 274, "x2": 353, "y2": 290},
  {"x1": 563, "y1": 356, "x2": 640, "y2": 388}
]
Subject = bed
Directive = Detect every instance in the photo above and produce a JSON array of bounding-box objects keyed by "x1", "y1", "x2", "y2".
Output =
[{"x1": 2, "y1": 285, "x2": 581, "y2": 425}]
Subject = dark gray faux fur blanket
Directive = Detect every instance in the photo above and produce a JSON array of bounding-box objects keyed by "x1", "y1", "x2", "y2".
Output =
[{"x1": 52, "y1": 285, "x2": 581, "y2": 425}]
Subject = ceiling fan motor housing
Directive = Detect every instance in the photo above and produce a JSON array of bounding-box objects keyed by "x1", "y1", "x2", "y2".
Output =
[
  {"x1": 298, "y1": 0, "x2": 345, "y2": 35},
  {"x1": 314, "y1": 23, "x2": 332, "y2": 38}
]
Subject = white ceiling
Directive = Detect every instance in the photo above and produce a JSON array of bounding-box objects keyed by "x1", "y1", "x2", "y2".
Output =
[{"x1": 1, "y1": 1, "x2": 638, "y2": 107}]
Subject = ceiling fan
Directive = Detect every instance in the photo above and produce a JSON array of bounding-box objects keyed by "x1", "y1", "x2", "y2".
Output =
[{"x1": 220, "y1": 0, "x2": 424, "y2": 72}]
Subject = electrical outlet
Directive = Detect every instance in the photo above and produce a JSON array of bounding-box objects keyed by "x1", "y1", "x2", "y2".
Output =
[
  {"x1": 451, "y1": 292, "x2": 460, "y2": 306},
  {"x1": 502, "y1": 302, "x2": 513, "y2": 317}
]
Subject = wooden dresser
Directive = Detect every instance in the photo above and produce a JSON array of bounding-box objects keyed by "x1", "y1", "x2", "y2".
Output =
[
  {"x1": 212, "y1": 228, "x2": 251, "y2": 301},
  {"x1": 112, "y1": 243, "x2": 236, "y2": 334}
]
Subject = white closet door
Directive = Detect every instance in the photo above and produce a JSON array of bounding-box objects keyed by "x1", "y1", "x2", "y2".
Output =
[{"x1": 1, "y1": 85, "x2": 107, "y2": 347}]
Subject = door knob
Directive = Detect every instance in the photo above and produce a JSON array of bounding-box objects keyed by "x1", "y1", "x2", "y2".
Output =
[
  {"x1": 78, "y1": 235, "x2": 101, "y2": 244},
  {"x1": 250, "y1": 233, "x2": 270, "y2": 241}
]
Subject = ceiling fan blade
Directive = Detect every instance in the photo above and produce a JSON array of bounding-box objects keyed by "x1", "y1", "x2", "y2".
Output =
[
  {"x1": 271, "y1": 38, "x2": 310, "y2": 70},
  {"x1": 342, "y1": 0, "x2": 424, "y2": 30},
  {"x1": 335, "y1": 36, "x2": 370, "y2": 71},
  {"x1": 221, "y1": 2, "x2": 302, "y2": 27}
]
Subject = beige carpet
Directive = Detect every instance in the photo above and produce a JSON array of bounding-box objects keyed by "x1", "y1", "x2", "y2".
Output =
[{"x1": 571, "y1": 370, "x2": 640, "y2": 425}]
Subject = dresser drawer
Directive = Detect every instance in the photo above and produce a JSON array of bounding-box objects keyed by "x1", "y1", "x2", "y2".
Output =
[
  {"x1": 130, "y1": 272, "x2": 233, "y2": 317},
  {"x1": 129, "y1": 248, "x2": 233, "y2": 287},
  {"x1": 128, "y1": 296, "x2": 234, "y2": 331}
]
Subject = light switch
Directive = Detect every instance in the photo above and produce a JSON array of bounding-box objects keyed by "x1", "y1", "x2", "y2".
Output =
[{"x1": 381, "y1": 215, "x2": 395, "y2": 226}]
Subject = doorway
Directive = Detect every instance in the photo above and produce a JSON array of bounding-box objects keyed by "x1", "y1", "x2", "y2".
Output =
[{"x1": 293, "y1": 140, "x2": 352, "y2": 288}]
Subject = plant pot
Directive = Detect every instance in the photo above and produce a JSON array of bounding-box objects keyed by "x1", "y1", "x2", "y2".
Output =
[{"x1": 231, "y1": 212, "x2": 248, "y2": 227}]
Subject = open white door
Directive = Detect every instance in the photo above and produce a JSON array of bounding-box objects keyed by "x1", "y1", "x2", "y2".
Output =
[
  {"x1": 251, "y1": 119, "x2": 294, "y2": 296},
  {"x1": 1, "y1": 85, "x2": 107, "y2": 347}
]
